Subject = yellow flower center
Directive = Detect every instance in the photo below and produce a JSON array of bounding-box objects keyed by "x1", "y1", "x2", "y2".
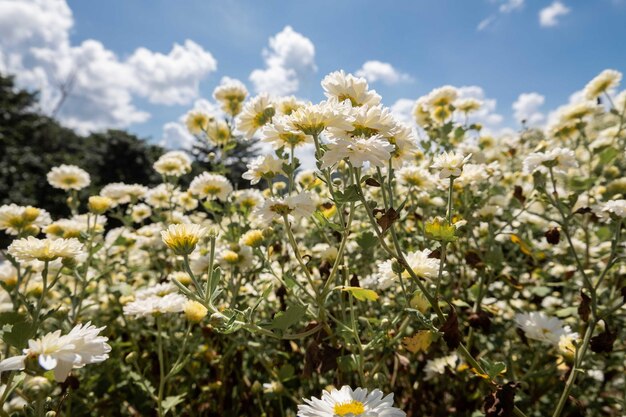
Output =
[
  {"x1": 269, "y1": 203, "x2": 292, "y2": 216},
  {"x1": 203, "y1": 185, "x2": 222, "y2": 195},
  {"x1": 334, "y1": 400, "x2": 365, "y2": 416}
]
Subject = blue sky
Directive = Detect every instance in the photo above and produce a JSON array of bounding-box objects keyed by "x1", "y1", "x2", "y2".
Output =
[{"x1": 2, "y1": 0, "x2": 625, "y2": 145}]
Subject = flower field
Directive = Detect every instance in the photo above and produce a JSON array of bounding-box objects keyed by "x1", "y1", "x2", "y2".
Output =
[{"x1": 0, "y1": 68, "x2": 625, "y2": 417}]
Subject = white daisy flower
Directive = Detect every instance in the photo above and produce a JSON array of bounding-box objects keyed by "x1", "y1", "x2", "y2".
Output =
[
  {"x1": 123, "y1": 293, "x2": 188, "y2": 318},
  {"x1": 431, "y1": 151, "x2": 472, "y2": 179},
  {"x1": 47, "y1": 165, "x2": 91, "y2": 191},
  {"x1": 236, "y1": 93, "x2": 275, "y2": 139},
  {"x1": 321, "y1": 70, "x2": 381, "y2": 107},
  {"x1": 0, "y1": 322, "x2": 111, "y2": 382},
  {"x1": 321, "y1": 135, "x2": 395, "y2": 169},
  {"x1": 0, "y1": 204, "x2": 51, "y2": 235},
  {"x1": 242, "y1": 155, "x2": 285, "y2": 185},
  {"x1": 254, "y1": 192, "x2": 316, "y2": 226},
  {"x1": 522, "y1": 147, "x2": 578, "y2": 175},
  {"x1": 297, "y1": 386, "x2": 405, "y2": 417},
  {"x1": 8, "y1": 236, "x2": 84, "y2": 262},
  {"x1": 593, "y1": 199, "x2": 626, "y2": 222},
  {"x1": 583, "y1": 69, "x2": 622, "y2": 100},
  {"x1": 514, "y1": 311, "x2": 575, "y2": 346},
  {"x1": 153, "y1": 151, "x2": 192, "y2": 177},
  {"x1": 189, "y1": 172, "x2": 233, "y2": 201}
]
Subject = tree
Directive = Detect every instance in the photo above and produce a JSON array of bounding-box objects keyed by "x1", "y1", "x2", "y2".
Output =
[{"x1": 0, "y1": 73, "x2": 164, "y2": 218}]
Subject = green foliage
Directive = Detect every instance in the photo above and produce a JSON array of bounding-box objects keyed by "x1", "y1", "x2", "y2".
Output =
[{"x1": 0, "y1": 73, "x2": 164, "y2": 220}]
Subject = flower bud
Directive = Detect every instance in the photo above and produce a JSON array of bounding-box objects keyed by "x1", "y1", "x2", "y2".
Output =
[
  {"x1": 125, "y1": 352, "x2": 138, "y2": 364},
  {"x1": 391, "y1": 259, "x2": 405, "y2": 275},
  {"x1": 184, "y1": 300, "x2": 208, "y2": 323},
  {"x1": 23, "y1": 376, "x2": 52, "y2": 399},
  {"x1": 88, "y1": 196, "x2": 113, "y2": 214}
]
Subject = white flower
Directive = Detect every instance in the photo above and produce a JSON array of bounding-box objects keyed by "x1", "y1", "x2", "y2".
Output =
[
  {"x1": 242, "y1": 155, "x2": 285, "y2": 185},
  {"x1": 0, "y1": 204, "x2": 51, "y2": 235},
  {"x1": 321, "y1": 136, "x2": 394, "y2": 169},
  {"x1": 321, "y1": 70, "x2": 381, "y2": 107},
  {"x1": 297, "y1": 386, "x2": 405, "y2": 417},
  {"x1": 123, "y1": 293, "x2": 188, "y2": 318},
  {"x1": 377, "y1": 249, "x2": 440, "y2": 287},
  {"x1": 514, "y1": 312, "x2": 575, "y2": 346},
  {"x1": 426, "y1": 85, "x2": 458, "y2": 107},
  {"x1": 0, "y1": 323, "x2": 111, "y2": 382},
  {"x1": 254, "y1": 192, "x2": 316, "y2": 225},
  {"x1": 583, "y1": 69, "x2": 622, "y2": 100},
  {"x1": 0, "y1": 262, "x2": 18, "y2": 286},
  {"x1": 100, "y1": 183, "x2": 147, "y2": 206},
  {"x1": 287, "y1": 100, "x2": 354, "y2": 136},
  {"x1": 161, "y1": 223, "x2": 207, "y2": 255},
  {"x1": 262, "y1": 116, "x2": 313, "y2": 149},
  {"x1": 232, "y1": 189, "x2": 265, "y2": 210},
  {"x1": 47, "y1": 165, "x2": 91, "y2": 191},
  {"x1": 189, "y1": 173, "x2": 233, "y2": 201},
  {"x1": 522, "y1": 147, "x2": 578, "y2": 175},
  {"x1": 145, "y1": 184, "x2": 174, "y2": 209},
  {"x1": 153, "y1": 151, "x2": 192, "y2": 177},
  {"x1": 213, "y1": 77, "x2": 248, "y2": 116},
  {"x1": 236, "y1": 93, "x2": 275, "y2": 139},
  {"x1": 388, "y1": 124, "x2": 418, "y2": 168},
  {"x1": 593, "y1": 199, "x2": 626, "y2": 222},
  {"x1": 131, "y1": 203, "x2": 152, "y2": 223},
  {"x1": 431, "y1": 151, "x2": 472, "y2": 179},
  {"x1": 8, "y1": 236, "x2": 84, "y2": 262},
  {"x1": 327, "y1": 104, "x2": 397, "y2": 140},
  {"x1": 424, "y1": 354, "x2": 458, "y2": 380},
  {"x1": 397, "y1": 166, "x2": 437, "y2": 189}
]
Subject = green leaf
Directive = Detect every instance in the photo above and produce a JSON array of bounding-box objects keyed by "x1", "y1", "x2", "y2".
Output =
[
  {"x1": 0, "y1": 312, "x2": 36, "y2": 349},
  {"x1": 162, "y1": 394, "x2": 186, "y2": 415},
  {"x1": 271, "y1": 303, "x2": 307, "y2": 331},
  {"x1": 277, "y1": 364, "x2": 295, "y2": 381},
  {"x1": 598, "y1": 146, "x2": 619, "y2": 165},
  {"x1": 356, "y1": 231, "x2": 378, "y2": 250},
  {"x1": 480, "y1": 359, "x2": 507, "y2": 380},
  {"x1": 128, "y1": 370, "x2": 156, "y2": 396},
  {"x1": 338, "y1": 286, "x2": 379, "y2": 302},
  {"x1": 334, "y1": 185, "x2": 361, "y2": 204},
  {"x1": 312, "y1": 211, "x2": 344, "y2": 232}
]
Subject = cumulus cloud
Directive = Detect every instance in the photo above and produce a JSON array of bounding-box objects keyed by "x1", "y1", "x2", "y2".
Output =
[
  {"x1": 390, "y1": 99, "x2": 416, "y2": 125},
  {"x1": 539, "y1": 2, "x2": 571, "y2": 27},
  {"x1": 249, "y1": 26, "x2": 316, "y2": 96},
  {"x1": 0, "y1": 0, "x2": 217, "y2": 133},
  {"x1": 355, "y1": 61, "x2": 412, "y2": 85},
  {"x1": 513, "y1": 92, "x2": 545, "y2": 126},
  {"x1": 128, "y1": 40, "x2": 217, "y2": 105}
]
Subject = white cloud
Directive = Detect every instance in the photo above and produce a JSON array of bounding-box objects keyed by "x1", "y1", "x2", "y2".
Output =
[
  {"x1": 512, "y1": 92, "x2": 545, "y2": 126},
  {"x1": 500, "y1": 0, "x2": 525, "y2": 13},
  {"x1": 477, "y1": 16, "x2": 496, "y2": 31},
  {"x1": 539, "y1": 2, "x2": 571, "y2": 27},
  {"x1": 249, "y1": 26, "x2": 316, "y2": 95},
  {"x1": 390, "y1": 99, "x2": 416, "y2": 125},
  {"x1": 0, "y1": 0, "x2": 217, "y2": 133},
  {"x1": 355, "y1": 60, "x2": 412, "y2": 85},
  {"x1": 477, "y1": 0, "x2": 524, "y2": 31},
  {"x1": 128, "y1": 40, "x2": 217, "y2": 105}
]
